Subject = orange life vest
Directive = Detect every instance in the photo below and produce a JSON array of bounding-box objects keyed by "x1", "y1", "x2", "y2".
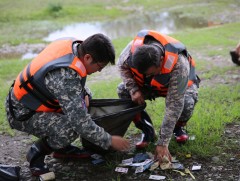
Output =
[
  {"x1": 13, "y1": 38, "x2": 87, "y2": 112},
  {"x1": 128, "y1": 30, "x2": 197, "y2": 96}
]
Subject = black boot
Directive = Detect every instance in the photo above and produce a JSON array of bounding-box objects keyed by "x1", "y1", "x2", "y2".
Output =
[
  {"x1": 52, "y1": 144, "x2": 91, "y2": 159},
  {"x1": 134, "y1": 111, "x2": 156, "y2": 149},
  {"x1": 26, "y1": 138, "x2": 53, "y2": 176}
]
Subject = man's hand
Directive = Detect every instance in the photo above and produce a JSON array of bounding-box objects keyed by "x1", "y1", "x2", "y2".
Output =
[
  {"x1": 154, "y1": 145, "x2": 172, "y2": 164},
  {"x1": 111, "y1": 136, "x2": 130, "y2": 151},
  {"x1": 131, "y1": 90, "x2": 145, "y2": 105}
]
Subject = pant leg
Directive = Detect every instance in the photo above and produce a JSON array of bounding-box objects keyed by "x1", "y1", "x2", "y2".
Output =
[
  {"x1": 9, "y1": 112, "x2": 78, "y2": 150},
  {"x1": 178, "y1": 83, "x2": 198, "y2": 123}
]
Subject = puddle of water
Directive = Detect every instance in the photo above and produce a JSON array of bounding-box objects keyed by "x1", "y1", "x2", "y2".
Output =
[
  {"x1": 21, "y1": 52, "x2": 39, "y2": 60},
  {"x1": 22, "y1": 11, "x2": 207, "y2": 59},
  {"x1": 43, "y1": 11, "x2": 208, "y2": 41},
  {"x1": 43, "y1": 22, "x2": 104, "y2": 42}
]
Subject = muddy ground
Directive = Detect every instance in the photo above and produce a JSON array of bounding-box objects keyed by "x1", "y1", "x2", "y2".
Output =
[{"x1": 0, "y1": 120, "x2": 240, "y2": 181}]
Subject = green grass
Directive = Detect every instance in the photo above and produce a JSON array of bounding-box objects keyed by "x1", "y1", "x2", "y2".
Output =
[
  {"x1": 169, "y1": 85, "x2": 240, "y2": 158},
  {"x1": 0, "y1": 0, "x2": 240, "y2": 162},
  {"x1": 0, "y1": 58, "x2": 30, "y2": 134},
  {"x1": 86, "y1": 78, "x2": 240, "y2": 158},
  {"x1": 0, "y1": 0, "x2": 239, "y2": 46}
]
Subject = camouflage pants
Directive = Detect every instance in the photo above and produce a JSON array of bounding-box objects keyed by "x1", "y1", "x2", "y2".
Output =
[
  {"x1": 5, "y1": 97, "x2": 78, "y2": 150},
  {"x1": 117, "y1": 82, "x2": 198, "y2": 124}
]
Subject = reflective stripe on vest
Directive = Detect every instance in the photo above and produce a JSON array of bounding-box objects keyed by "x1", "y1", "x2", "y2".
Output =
[
  {"x1": 129, "y1": 30, "x2": 197, "y2": 96},
  {"x1": 13, "y1": 38, "x2": 87, "y2": 112}
]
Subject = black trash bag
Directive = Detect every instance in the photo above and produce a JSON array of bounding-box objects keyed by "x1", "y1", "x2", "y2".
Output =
[
  {"x1": 230, "y1": 50, "x2": 240, "y2": 66},
  {"x1": 0, "y1": 164, "x2": 21, "y2": 181},
  {"x1": 81, "y1": 99, "x2": 146, "y2": 154}
]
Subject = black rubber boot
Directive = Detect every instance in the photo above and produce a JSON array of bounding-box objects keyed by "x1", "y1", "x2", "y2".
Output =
[
  {"x1": 52, "y1": 145, "x2": 91, "y2": 159},
  {"x1": 134, "y1": 111, "x2": 156, "y2": 149},
  {"x1": 26, "y1": 138, "x2": 53, "y2": 176},
  {"x1": 173, "y1": 121, "x2": 188, "y2": 143}
]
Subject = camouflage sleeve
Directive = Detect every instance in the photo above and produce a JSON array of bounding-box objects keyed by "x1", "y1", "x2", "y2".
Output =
[
  {"x1": 117, "y1": 41, "x2": 140, "y2": 95},
  {"x1": 157, "y1": 54, "x2": 190, "y2": 146},
  {"x1": 45, "y1": 68, "x2": 111, "y2": 150}
]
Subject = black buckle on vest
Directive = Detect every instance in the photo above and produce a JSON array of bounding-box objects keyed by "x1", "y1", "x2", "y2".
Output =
[
  {"x1": 19, "y1": 75, "x2": 34, "y2": 89},
  {"x1": 19, "y1": 74, "x2": 60, "y2": 110}
]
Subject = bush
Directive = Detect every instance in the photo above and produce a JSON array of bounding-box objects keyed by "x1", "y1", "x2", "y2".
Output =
[{"x1": 47, "y1": 3, "x2": 62, "y2": 17}]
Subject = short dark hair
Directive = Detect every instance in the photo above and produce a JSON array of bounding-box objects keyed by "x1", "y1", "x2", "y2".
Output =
[
  {"x1": 132, "y1": 44, "x2": 161, "y2": 73},
  {"x1": 80, "y1": 33, "x2": 115, "y2": 65}
]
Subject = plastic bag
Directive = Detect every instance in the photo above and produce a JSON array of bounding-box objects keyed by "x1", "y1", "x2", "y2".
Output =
[
  {"x1": 81, "y1": 99, "x2": 145, "y2": 153},
  {"x1": 0, "y1": 164, "x2": 20, "y2": 181}
]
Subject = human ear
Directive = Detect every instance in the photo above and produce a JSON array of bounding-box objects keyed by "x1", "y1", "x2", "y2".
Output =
[{"x1": 84, "y1": 54, "x2": 92, "y2": 63}]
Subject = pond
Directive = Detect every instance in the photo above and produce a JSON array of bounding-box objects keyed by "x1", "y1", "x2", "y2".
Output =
[
  {"x1": 43, "y1": 11, "x2": 208, "y2": 41},
  {"x1": 22, "y1": 11, "x2": 208, "y2": 59}
]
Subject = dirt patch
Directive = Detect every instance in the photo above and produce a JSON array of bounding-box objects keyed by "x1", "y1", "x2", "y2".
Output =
[{"x1": 0, "y1": 122, "x2": 239, "y2": 181}]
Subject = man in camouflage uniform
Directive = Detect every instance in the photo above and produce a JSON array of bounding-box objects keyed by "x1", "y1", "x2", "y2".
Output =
[
  {"x1": 117, "y1": 30, "x2": 199, "y2": 163},
  {"x1": 5, "y1": 34, "x2": 129, "y2": 176}
]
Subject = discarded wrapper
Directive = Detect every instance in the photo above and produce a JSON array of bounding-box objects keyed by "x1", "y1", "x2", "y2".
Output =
[
  {"x1": 142, "y1": 159, "x2": 155, "y2": 171},
  {"x1": 160, "y1": 156, "x2": 172, "y2": 170},
  {"x1": 135, "y1": 165, "x2": 144, "y2": 173},
  {"x1": 192, "y1": 165, "x2": 201, "y2": 171},
  {"x1": 185, "y1": 168, "x2": 195, "y2": 180},
  {"x1": 172, "y1": 163, "x2": 184, "y2": 170},
  {"x1": 115, "y1": 167, "x2": 128, "y2": 173},
  {"x1": 185, "y1": 154, "x2": 191, "y2": 158},
  {"x1": 171, "y1": 157, "x2": 179, "y2": 163},
  {"x1": 133, "y1": 153, "x2": 150, "y2": 163},
  {"x1": 149, "y1": 174, "x2": 166, "y2": 180},
  {"x1": 120, "y1": 158, "x2": 133, "y2": 166},
  {"x1": 130, "y1": 159, "x2": 152, "y2": 167},
  {"x1": 149, "y1": 161, "x2": 159, "y2": 171},
  {"x1": 39, "y1": 172, "x2": 55, "y2": 181}
]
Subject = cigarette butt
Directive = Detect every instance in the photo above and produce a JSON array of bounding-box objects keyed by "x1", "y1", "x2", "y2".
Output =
[{"x1": 39, "y1": 172, "x2": 55, "y2": 181}]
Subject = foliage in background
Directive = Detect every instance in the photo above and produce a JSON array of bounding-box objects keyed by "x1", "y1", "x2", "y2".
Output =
[{"x1": 0, "y1": 0, "x2": 239, "y2": 46}]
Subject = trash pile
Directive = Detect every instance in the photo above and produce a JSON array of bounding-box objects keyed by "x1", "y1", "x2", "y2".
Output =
[{"x1": 90, "y1": 152, "x2": 202, "y2": 180}]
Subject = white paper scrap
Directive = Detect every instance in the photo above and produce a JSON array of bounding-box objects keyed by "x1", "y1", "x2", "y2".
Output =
[
  {"x1": 121, "y1": 158, "x2": 133, "y2": 164},
  {"x1": 149, "y1": 175, "x2": 166, "y2": 180},
  {"x1": 115, "y1": 167, "x2": 128, "y2": 173},
  {"x1": 131, "y1": 159, "x2": 152, "y2": 167},
  {"x1": 192, "y1": 165, "x2": 201, "y2": 171},
  {"x1": 135, "y1": 165, "x2": 144, "y2": 173}
]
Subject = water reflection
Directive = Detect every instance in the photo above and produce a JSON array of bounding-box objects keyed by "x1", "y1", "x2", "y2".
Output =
[
  {"x1": 44, "y1": 11, "x2": 208, "y2": 41},
  {"x1": 21, "y1": 52, "x2": 39, "y2": 60},
  {"x1": 22, "y1": 11, "x2": 208, "y2": 59}
]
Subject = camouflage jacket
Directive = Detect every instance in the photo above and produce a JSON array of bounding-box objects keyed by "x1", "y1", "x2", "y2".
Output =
[
  {"x1": 117, "y1": 41, "x2": 191, "y2": 146},
  {"x1": 8, "y1": 67, "x2": 112, "y2": 150}
]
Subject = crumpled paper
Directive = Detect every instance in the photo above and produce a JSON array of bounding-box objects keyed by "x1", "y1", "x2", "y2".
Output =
[{"x1": 160, "y1": 156, "x2": 172, "y2": 170}]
